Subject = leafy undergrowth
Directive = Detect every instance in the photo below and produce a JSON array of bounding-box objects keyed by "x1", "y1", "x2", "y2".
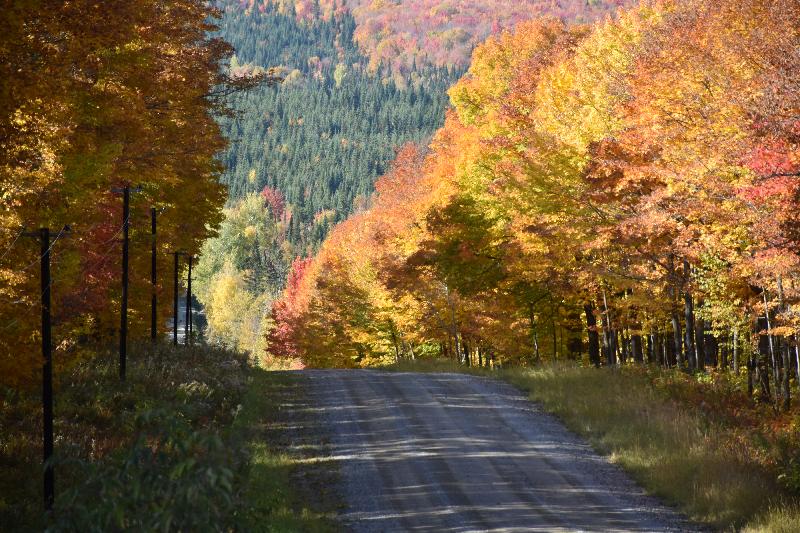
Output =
[
  {"x1": 1, "y1": 342, "x2": 250, "y2": 530},
  {"x1": 384, "y1": 358, "x2": 800, "y2": 531},
  {"x1": 0, "y1": 342, "x2": 338, "y2": 532}
]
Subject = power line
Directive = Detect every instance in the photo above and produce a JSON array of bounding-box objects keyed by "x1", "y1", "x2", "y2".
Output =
[
  {"x1": 16, "y1": 226, "x2": 68, "y2": 274},
  {"x1": 0, "y1": 226, "x2": 25, "y2": 234},
  {"x1": 42, "y1": 223, "x2": 129, "y2": 299},
  {"x1": 0, "y1": 224, "x2": 124, "y2": 334},
  {"x1": 1, "y1": 214, "x2": 172, "y2": 335}
]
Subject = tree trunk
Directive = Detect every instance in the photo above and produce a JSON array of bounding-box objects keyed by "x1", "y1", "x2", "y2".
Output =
[
  {"x1": 733, "y1": 329, "x2": 739, "y2": 374},
  {"x1": 720, "y1": 337, "x2": 728, "y2": 371},
  {"x1": 758, "y1": 357, "x2": 773, "y2": 404},
  {"x1": 684, "y1": 291, "x2": 696, "y2": 371},
  {"x1": 762, "y1": 291, "x2": 780, "y2": 410},
  {"x1": 757, "y1": 315, "x2": 773, "y2": 405},
  {"x1": 795, "y1": 342, "x2": 800, "y2": 393},
  {"x1": 776, "y1": 276, "x2": 791, "y2": 411},
  {"x1": 783, "y1": 343, "x2": 791, "y2": 411},
  {"x1": 584, "y1": 303, "x2": 601, "y2": 368},
  {"x1": 602, "y1": 290, "x2": 615, "y2": 366},
  {"x1": 610, "y1": 330, "x2": 618, "y2": 366},
  {"x1": 656, "y1": 332, "x2": 666, "y2": 367},
  {"x1": 695, "y1": 316, "x2": 705, "y2": 372},
  {"x1": 528, "y1": 303, "x2": 539, "y2": 363},
  {"x1": 618, "y1": 331, "x2": 626, "y2": 364},
  {"x1": 632, "y1": 334, "x2": 643, "y2": 363},
  {"x1": 390, "y1": 326, "x2": 400, "y2": 363},
  {"x1": 666, "y1": 329, "x2": 676, "y2": 367},
  {"x1": 705, "y1": 333, "x2": 718, "y2": 368},
  {"x1": 671, "y1": 311, "x2": 684, "y2": 368}
]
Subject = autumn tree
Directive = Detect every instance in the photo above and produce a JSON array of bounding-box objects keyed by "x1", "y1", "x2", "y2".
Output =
[{"x1": 0, "y1": 0, "x2": 262, "y2": 387}]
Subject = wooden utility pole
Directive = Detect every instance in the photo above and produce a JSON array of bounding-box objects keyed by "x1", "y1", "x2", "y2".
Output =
[
  {"x1": 185, "y1": 255, "x2": 192, "y2": 346},
  {"x1": 173, "y1": 251, "x2": 180, "y2": 346},
  {"x1": 151, "y1": 207, "x2": 157, "y2": 342},
  {"x1": 23, "y1": 227, "x2": 61, "y2": 511},
  {"x1": 112, "y1": 184, "x2": 139, "y2": 379},
  {"x1": 119, "y1": 186, "x2": 130, "y2": 380},
  {"x1": 40, "y1": 228, "x2": 54, "y2": 511},
  {"x1": 584, "y1": 303, "x2": 600, "y2": 368},
  {"x1": 188, "y1": 257, "x2": 193, "y2": 339}
]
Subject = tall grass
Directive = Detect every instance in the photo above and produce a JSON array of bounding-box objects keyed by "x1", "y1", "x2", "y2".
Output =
[
  {"x1": 499, "y1": 365, "x2": 800, "y2": 530},
  {"x1": 236, "y1": 368, "x2": 339, "y2": 532}
]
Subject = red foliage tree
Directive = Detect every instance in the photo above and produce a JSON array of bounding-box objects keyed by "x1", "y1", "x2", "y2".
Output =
[{"x1": 261, "y1": 185, "x2": 286, "y2": 220}]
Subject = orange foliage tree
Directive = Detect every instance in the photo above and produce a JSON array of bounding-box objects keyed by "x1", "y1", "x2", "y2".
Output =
[
  {"x1": 0, "y1": 1, "x2": 264, "y2": 387},
  {"x1": 268, "y1": 0, "x2": 800, "y2": 412}
]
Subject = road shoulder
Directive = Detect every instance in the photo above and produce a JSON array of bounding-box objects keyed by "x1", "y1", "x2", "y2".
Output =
[{"x1": 239, "y1": 368, "x2": 342, "y2": 532}]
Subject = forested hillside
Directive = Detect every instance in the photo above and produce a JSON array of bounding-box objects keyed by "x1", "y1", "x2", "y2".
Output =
[
  {"x1": 215, "y1": 2, "x2": 456, "y2": 251},
  {"x1": 215, "y1": 0, "x2": 633, "y2": 250},
  {"x1": 199, "y1": 0, "x2": 632, "y2": 352},
  {"x1": 238, "y1": 0, "x2": 629, "y2": 71}
]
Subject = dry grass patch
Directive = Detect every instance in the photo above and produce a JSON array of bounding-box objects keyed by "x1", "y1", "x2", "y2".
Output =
[{"x1": 499, "y1": 365, "x2": 797, "y2": 530}]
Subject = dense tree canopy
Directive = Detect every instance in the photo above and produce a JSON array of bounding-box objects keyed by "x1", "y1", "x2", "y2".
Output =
[
  {"x1": 268, "y1": 0, "x2": 800, "y2": 412},
  {"x1": 0, "y1": 1, "x2": 245, "y2": 387},
  {"x1": 198, "y1": 0, "x2": 634, "y2": 350}
]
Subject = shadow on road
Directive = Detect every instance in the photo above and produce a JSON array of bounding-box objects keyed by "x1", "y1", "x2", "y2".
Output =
[{"x1": 275, "y1": 369, "x2": 695, "y2": 533}]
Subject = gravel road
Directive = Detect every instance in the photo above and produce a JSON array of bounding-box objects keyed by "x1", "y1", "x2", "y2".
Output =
[{"x1": 303, "y1": 369, "x2": 696, "y2": 532}]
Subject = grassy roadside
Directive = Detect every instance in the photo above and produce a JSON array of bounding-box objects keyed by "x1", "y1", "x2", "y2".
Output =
[
  {"x1": 0, "y1": 343, "x2": 340, "y2": 531},
  {"x1": 1, "y1": 342, "x2": 251, "y2": 530},
  {"x1": 237, "y1": 368, "x2": 340, "y2": 532},
  {"x1": 382, "y1": 359, "x2": 800, "y2": 531}
]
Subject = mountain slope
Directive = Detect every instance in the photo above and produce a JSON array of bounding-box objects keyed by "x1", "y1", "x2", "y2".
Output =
[
  {"x1": 217, "y1": 0, "x2": 633, "y2": 250},
  {"x1": 198, "y1": 0, "x2": 634, "y2": 352},
  {"x1": 216, "y1": 3, "x2": 455, "y2": 250},
  {"x1": 350, "y1": 0, "x2": 630, "y2": 72},
  {"x1": 238, "y1": 0, "x2": 630, "y2": 71}
]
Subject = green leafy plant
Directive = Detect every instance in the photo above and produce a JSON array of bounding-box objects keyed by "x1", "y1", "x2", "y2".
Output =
[{"x1": 49, "y1": 409, "x2": 244, "y2": 532}]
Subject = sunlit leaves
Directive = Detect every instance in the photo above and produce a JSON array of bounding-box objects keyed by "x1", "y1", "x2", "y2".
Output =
[{"x1": 1, "y1": 0, "x2": 233, "y2": 387}]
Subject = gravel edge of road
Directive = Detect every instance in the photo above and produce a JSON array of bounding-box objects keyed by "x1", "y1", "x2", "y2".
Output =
[
  {"x1": 260, "y1": 370, "x2": 345, "y2": 531},
  {"x1": 458, "y1": 371, "x2": 706, "y2": 532}
]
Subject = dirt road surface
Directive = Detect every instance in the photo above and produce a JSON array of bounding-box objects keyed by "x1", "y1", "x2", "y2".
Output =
[{"x1": 303, "y1": 369, "x2": 695, "y2": 532}]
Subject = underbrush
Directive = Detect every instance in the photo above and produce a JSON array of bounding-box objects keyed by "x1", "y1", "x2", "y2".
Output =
[
  {"x1": 500, "y1": 365, "x2": 787, "y2": 529},
  {"x1": 1, "y1": 341, "x2": 249, "y2": 530},
  {"x1": 1, "y1": 341, "x2": 340, "y2": 531}
]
